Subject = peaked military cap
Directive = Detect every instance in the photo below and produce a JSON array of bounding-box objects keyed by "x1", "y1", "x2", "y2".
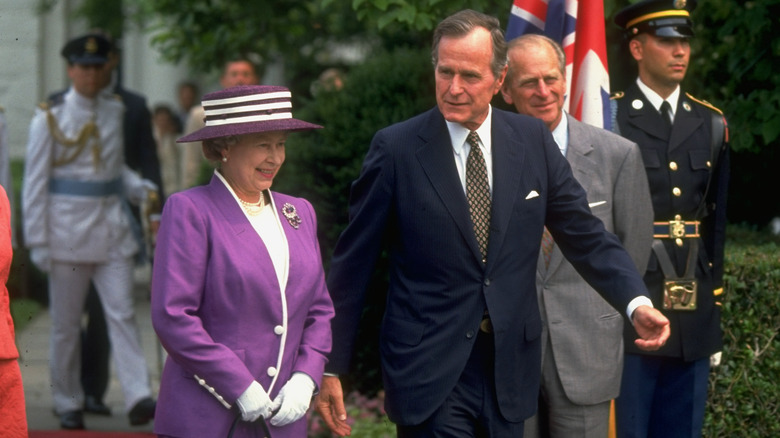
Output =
[
  {"x1": 615, "y1": 0, "x2": 697, "y2": 39},
  {"x1": 60, "y1": 33, "x2": 112, "y2": 65}
]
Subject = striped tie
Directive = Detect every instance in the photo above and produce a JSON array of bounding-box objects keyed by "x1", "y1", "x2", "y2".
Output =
[{"x1": 466, "y1": 131, "x2": 491, "y2": 261}]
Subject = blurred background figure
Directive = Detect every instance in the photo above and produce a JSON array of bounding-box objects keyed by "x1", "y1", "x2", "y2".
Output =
[
  {"x1": 21, "y1": 33, "x2": 157, "y2": 430},
  {"x1": 176, "y1": 81, "x2": 199, "y2": 130},
  {"x1": 152, "y1": 104, "x2": 185, "y2": 195}
]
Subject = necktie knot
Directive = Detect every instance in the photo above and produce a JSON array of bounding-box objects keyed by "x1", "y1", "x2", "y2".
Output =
[{"x1": 467, "y1": 131, "x2": 480, "y2": 149}]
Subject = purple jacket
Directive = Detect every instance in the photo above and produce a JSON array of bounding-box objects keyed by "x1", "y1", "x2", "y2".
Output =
[{"x1": 151, "y1": 175, "x2": 334, "y2": 437}]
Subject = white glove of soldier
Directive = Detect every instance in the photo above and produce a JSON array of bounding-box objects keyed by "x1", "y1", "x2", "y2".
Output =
[
  {"x1": 270, "y1": 372, "x2": 316, "y2": 427},
  {"x1": 236, "y1": 380, "x2": 275, "y2": 423},
  {"x1": 710, "y1": 351, "x2": 722, "y2": 367},
  {"x1": 122, "y1": 167, "x2": 158, "y2": 205},
  {"x1": 30, "y1": 247, "x2": 50, "y2": 272}
]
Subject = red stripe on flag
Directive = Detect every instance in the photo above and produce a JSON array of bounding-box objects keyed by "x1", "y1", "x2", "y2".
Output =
[{"x1": 513, "y1": 0, "x2": 549, "y2": 23}]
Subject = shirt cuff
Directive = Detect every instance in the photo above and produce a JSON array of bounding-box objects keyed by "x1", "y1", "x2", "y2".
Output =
[{"x1": 627, "y1": 296, "x2": 653, "y2": 323}]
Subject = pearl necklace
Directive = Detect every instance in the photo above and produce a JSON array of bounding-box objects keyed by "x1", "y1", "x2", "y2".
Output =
[{"x1": 238, "y1": 192, "x2": 266, "y2": 216}]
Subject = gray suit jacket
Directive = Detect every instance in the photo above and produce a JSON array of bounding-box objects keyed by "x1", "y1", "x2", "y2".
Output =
[{"x1": 536, "y1": 114, "x2": 653, "y2": 405}]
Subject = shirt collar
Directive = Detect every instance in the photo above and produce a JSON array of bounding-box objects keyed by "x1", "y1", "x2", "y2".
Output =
[
  {"x1": 447, "y1": 105, "x2": 493, "y2": 157},
  {"x1": 636, "y1": 78, "x2": 681, "y2": 117},
  {"x1": 551, "y1": 111, "x2": 569, "y2": 157}
]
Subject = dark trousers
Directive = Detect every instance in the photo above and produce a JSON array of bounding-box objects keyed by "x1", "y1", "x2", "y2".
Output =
[
  {"x1": 396, "y1": 331, "x2": 525, "y2": 438},
  {"x1": 80, "y1": 284, "x2": 111, "y2": 401},
  {"x1": 615, "y1": 353, "x2": 709, "y2": 438}
]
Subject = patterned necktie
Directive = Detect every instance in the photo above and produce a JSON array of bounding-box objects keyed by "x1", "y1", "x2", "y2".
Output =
[
  {"x1": 660, "y1": 100, "x2": 673, "y2": 132},
  {"x1": 541, "y1": 226, "x2": 554, "y2": 268},
  {"x1": 466, "y1": 131, "x2": 491, "y2": 261}
]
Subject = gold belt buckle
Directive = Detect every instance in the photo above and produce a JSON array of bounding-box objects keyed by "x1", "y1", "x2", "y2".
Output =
[
  {"x1": 669, "y1": 216, "x2": 686, "y2": 238},
  {"x1": 479, "y1": 317, "x2": 493, "y2": 334},
  {"x1": 663, "y1": 279, "x2": 698, "y2": 311}
]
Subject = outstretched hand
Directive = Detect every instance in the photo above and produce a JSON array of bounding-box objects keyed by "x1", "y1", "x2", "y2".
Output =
[
  {"x1": 631, "y1": 305, "x2": 670, "y2": 351},
  {"x1": 314, "y1": 375, "x2": 352, "y2": 436}
]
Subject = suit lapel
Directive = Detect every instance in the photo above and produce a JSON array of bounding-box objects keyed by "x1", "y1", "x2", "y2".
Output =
[
  {"x1": 486, "y1": 111, "x2": 524, "y2": 269},
  {"x1": 415, "y1": 109, "x2": 483, "y2": 262},
  {"x1": 544, "y1": 116, "x2": 596, "y2": 275}
]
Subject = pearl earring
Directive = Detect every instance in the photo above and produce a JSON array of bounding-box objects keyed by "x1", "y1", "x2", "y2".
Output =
[{"x1": 222, "y1": 156, "x2": 227, "y2": 162}]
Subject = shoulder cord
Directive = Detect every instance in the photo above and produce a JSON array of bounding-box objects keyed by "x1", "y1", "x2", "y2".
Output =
[{"x1": 45, "y1": 109, "x2": 102, "y2": 170}]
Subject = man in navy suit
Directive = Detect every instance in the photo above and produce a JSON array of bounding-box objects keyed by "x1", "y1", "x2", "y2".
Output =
[{"x1": 315, "y1": 10, "x2": 670, "y2": 437}]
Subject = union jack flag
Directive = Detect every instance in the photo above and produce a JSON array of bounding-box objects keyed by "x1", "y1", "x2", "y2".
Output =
[{"x1": 506, "y1": 0, "x2": 611, "y2": 130}]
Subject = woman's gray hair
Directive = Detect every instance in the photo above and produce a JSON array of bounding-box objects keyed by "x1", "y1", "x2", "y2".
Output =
[
  {"x1": 202, "y1": 135, "x2": 239, "y2": 162},
  {"x1": 431, "y1": 9, "x2": 508, "y2": 79}
]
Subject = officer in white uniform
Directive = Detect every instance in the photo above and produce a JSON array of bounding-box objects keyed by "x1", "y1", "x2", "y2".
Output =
[{"x1": 21, "y1": 33, "x2": 157, "y2": 430}]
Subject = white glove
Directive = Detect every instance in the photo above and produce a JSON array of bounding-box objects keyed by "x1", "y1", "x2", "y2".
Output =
[
  {"x1": 236, "y1": 380, "x2": 275, "y2": 422},
  {"x1": 30, "y1": 247, "x2": 50, "y2": 272},
  {"x1": 710, "y1": 351, "x2": 722, "y2": 367},
  {"x1": 122, "y1": 167, "x2": 159, "y2": 205},
  {"x1": 270, "y1": 372, "x2": 316, "y2": 427}
]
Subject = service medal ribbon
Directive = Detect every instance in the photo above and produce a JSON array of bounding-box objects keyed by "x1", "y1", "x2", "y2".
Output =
[{"x1": 282, "y1": 203, "x2": 302, "y2": 229}]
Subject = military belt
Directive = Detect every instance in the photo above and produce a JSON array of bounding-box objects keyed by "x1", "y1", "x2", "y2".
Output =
[
  {"x1": 653, "y1": 215, "x2": 700, "y2": 239},
  {"x1": 49, "y1": 177, "x2": 122, "y2": 197}
]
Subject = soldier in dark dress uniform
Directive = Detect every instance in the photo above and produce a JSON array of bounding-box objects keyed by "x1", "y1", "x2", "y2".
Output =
[{"x1": 611, "y1": 1, "x2": 730, "y2": 437}]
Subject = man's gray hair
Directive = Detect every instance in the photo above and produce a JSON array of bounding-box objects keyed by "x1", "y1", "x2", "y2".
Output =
[
  {"x1": 432, "y1": 9, "x2": 507, "y2": 79},
  {"x1": 506, "y1": 34, "x2": 566, "y2": 77}
]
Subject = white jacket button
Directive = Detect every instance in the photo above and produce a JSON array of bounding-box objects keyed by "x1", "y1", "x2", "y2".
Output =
[
  {"x1": 267, "y1": 367, "x2": 278, "y2": 377},
  {"x1": 274, "y1": 325, "x2": 284, "y2": 335}
]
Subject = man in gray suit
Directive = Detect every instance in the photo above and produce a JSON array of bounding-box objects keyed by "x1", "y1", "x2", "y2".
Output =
[{"x1": 501, "y1": 34, "x2": 653, "y2": 438}]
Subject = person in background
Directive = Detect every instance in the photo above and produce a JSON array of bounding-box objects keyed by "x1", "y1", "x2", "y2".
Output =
[
  {"x1": 176, "y1": 81, "x2": 199, "y2": 129},
  {"x1": 21, "y1": 33, "x2": 157, "y2": 430},
  {"x1": 501, "y1": 34, "x2": 653, "y2": 438},
  {"x1": 315, "y1": 9, "x2": 669, "y2": 438},
  {"x1": 152, "y1": 104, "x2": 185, "y2": 195},
  {"x1": 611, "y1": 1, "x2": 730, "y2": 437},
  {"x1": 0, "y1": 184, "x2": 27, "y2": 437},
  {"x1": 151, "y1": 85, "x2": 334, "y2": 438},
  {"x1": 180, "y1": 59, "x2": 260, "y2": 189}
]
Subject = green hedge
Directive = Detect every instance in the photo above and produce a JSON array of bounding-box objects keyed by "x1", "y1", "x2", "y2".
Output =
[{"x1": 705, "y1": 226, "x2": 780, "y2": 437}]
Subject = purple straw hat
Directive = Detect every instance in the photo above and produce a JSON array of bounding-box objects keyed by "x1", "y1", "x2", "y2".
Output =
[{"x1": 176, "y1": 85, "x2": 322, "y2": 143}]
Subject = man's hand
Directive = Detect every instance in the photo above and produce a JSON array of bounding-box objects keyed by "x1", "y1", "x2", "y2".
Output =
[
  {"x1": 631, "y1": 305, "x2": 670, "y2": 351},
  {"x1": 314, "y1": 375, "x2": 351, "y2": 436}
]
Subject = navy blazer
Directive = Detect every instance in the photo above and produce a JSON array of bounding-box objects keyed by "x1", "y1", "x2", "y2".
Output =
[{"x1": 326, "y1": 106, "x2": 649, "y2": 425}]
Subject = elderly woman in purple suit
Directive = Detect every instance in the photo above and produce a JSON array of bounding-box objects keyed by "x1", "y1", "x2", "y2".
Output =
[{"x1": 151, "y1": 85, "x2": 334, "y2": 438}]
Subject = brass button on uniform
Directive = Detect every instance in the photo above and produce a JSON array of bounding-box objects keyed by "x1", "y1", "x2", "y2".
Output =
[
  {"x1": 669, "y1": 161, "x2": 678, "y2": 171},
  {"x1": 676, "y1": 238, "x2": 684, "y2": 247},
  {"x1": 673, "y1": 187, "x2": 682, "y2": 196}
]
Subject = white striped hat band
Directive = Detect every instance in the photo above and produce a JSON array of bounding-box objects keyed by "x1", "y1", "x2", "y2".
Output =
[{"x1": 203, "y1": 91, "x2": 293, "y2": 127}]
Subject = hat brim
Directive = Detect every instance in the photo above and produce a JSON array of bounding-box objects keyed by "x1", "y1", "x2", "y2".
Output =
[{"x1": 177, "y1": 118, "x2": 322, "y2": 143}]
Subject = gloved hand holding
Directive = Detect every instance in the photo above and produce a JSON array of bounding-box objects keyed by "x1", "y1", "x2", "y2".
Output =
[
  {"x1": 270, "y1": 372, "x2": 316, "y2": 427},
  {"x1": 122, "y1": 167, "x2": 159, "y2": 205},
  {"x1": 30, "y1": 247, "x2": 50, "y2": 272},
  {"x1": 236, "y1": 380, "x2": 275, "y2": 423}
]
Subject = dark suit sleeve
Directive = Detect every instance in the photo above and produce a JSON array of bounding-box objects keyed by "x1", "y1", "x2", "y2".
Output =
[
  {"x1": 120, "y1": 90, "x2": 164, "y2": 200},
  {"x1": 325, "y1": 129, "x2": 394, "y2": 374}
]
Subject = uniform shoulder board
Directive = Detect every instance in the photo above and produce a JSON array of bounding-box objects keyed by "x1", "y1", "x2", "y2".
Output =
[
  {"x1": 610, "y1": 91, "x2": 625, "y2": 100},
  {"x1": 38, "y1": 93, "x2": 65, "y2": 111},
  {"x1": 685, "y1": 93, "x2": 723, "y2": 115}
]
